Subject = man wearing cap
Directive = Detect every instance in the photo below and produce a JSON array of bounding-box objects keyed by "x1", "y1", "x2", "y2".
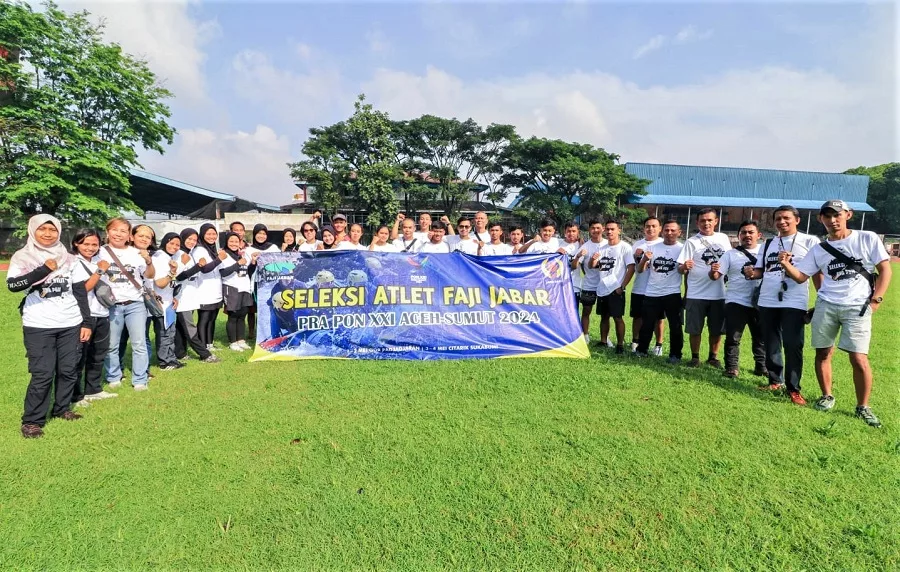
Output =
[
  {"x1": 743, "y1": 205, "x2": 821, "y2": 405},
  {"x1": 331, "y1": 214, "x2": 349, "y2": 242},
  {"x1": 780, "y1": 200, "x2": 892, "y2": 427}
]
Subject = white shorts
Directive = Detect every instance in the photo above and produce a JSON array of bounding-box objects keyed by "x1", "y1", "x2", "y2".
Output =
[{"x1": 811, "y1": 299, "x2": 872, "y2": 354}]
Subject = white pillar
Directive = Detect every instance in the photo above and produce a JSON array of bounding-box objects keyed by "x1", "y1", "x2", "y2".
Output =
[
  {"x1": 718, "y1": 208, "x2": 723, "y2": 232},
  {"x1": 806, "y1": 212, "x2": 811, "y2": 233},
  {"x1": 687, "y1": 206, "x2": 691, "y2": 229},
  {"x1": 861, "y1": 212, "x2": 866, "y2": 230},
  {"x1": 749, "y1": 209, "x2": 754, "y2": 220},
  {"x1": 655, "y1": 205, "x2": 659, "y2": 217}
]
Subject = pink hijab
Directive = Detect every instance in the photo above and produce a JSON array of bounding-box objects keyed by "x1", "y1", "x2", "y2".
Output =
[{"x1": 9, "y1": 214, "x2": 75, "y2": 285}]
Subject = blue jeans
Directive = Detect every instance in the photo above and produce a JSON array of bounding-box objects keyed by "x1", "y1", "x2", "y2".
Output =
[{"x1": 106, "y1": 302, "x2": 149, "y2": 386}]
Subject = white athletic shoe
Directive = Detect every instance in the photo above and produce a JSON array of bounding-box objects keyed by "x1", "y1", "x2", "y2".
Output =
[
  {"x1": 107, "y1": 380, "x2": 122, "y2": 389},
  {"x1": 584, "y1": 334, "x2": 591, "y2": 344},
  {"x1": 606, "y1": 340, "x2": 614, "y2": 348},
  {"x1": 133, "y1": 384, "x2": 149, "y2": 392},
  {"x1": 238, "y1": 340, "x2": 252, "y2": 350},
  {"x1": 630, "y1": 342, "x2": 638, "y2": 352},
  {"x1": 229, "y1": 342, "x2": 246, "y2": 351},
  {"x1": 652, "y1": 345, "x2": 663, "y2": 357},
  {"x1": 73, "y1": 399, "x2": 90, "y2": 408},
  {"x1": 84, "y1": 391, "x2": 117, "y2": 402}
]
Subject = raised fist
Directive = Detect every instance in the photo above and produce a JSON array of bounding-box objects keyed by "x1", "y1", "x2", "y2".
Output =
[
  {"x1": 45, "y1": 258, "x2": 58, "y2": 271},
  {"x1": 238, "y1": 257, "x2": 247, "y2": 266},
  {"x1": 218, "y1": 249, "x2": 228, "y2": 261},
  {"x1": 97, "y1": 260, "x2": 111, "y2": 272},
  {"x1": 312, "y1": 211, "x2": 322, "y2": 219},
  {"x1": 577, "y1": 249, "x2": 587, "y2": 258},
  {"x1": 683, "y1": 259, "x2": 695, "y2": 270},
  {"x1": 181, "y1": 253, "x2": 191, "y2": 264},
  {"x1": 168, "y1": 260, "x2": 178, "y2": 272},
  {"x1": 397, "y1": 213, "x2": 405, "y2": 221},
  {"x1": 440, "y1": 215, "x2": 450, "y2": 224}
]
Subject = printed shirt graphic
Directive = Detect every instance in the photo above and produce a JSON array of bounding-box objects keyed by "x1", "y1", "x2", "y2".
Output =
[
  {"x1": 9, "y1": 260, "x2": 83, "y2": 329},
  {"x1": 644, "y1": 242, "x2": 684, "y2": 298},
  {"x1": 98, "y1": 246, "x2": 146, "y2": 303},
  {"x1": 795, "y1": 230, "x2": 889, "y2": 306},
  {"x1": 596, "y1": 241, "x2": 634, "y2": 297},
  {"x1": 717, "y1": 246, "x2": 762, "y2": 307},
  {"x1": 71, "y1": 256, "x2": 110, "y2": 318},
  {"x1": 220, "y1": 255, "x2": 253, "y2": 293},
  {"x1": 578, "y1": 240, "x2": 607, "y2": 292},
  {"x1": 677, "y1": 232, "x2": 732, "y2": 300},
  {"x1": 630, "y1": 237, "x2": 663, "y2": 295},
  {"x1": 189, "y1": 246, "x2": 223, "y2": 304},
  {"x1": 753, "y1": 232, "x2": 820, "y2": 310}
]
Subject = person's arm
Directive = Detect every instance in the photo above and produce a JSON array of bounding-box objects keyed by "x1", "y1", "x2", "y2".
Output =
[
  {"x1": 869, "y1": 260, "x2": 892, "y2": 313},
  {"x1": 199, "y1": 259, "x2": 223, "y2": 273},
  {"x1": 618, "y1": 263, "x2": 636, "y2": 292},
  {"x1": 677, "y1": 242, "x2": 693, "y2": 274},
  {"x1": 390, "y1": 214, "x2": 403, "y2": 240},
  {"x1": 218, "y1": 260, "x2": 239, "y2": 277},
  {"x1": 6, "y1": 263, "x2": 52, "y2": 292},
  {"x1": 780, "y1": 254, "x2": 810, "y2": 284},
  {"x1": 154, "y1": 258, "x2": 179, "y2": 289},
  {"x1": 811, "y1": 272, "x2": 823, "y2": 291},
  {"x1": 709, "y1": 259, "x2": 724, "y2": 281},
  {"x1": 571, "y1": 248, "x2": 586, "y2": 269}
]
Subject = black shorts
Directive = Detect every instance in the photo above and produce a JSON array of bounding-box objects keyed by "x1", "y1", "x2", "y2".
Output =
[
  {"x1": 630, "y1": 293, "x2": 645, "y2": 318},
  {"x1": 596, "y1": 291, "x2": 626, "y2": 318},
  {"x1": 685, "y1": 298, "x2": 726, "y2": 336},
  {"x1": 580, "y1": 291, "x2": 597, "y2": 306}
]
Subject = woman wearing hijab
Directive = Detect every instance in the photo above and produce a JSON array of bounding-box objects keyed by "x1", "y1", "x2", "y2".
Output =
[
  {"x1": 189, "y1": 223, "x2": 227, "y2": 350},
  {"x1": 317, "y1": 225, "x2": 338, "y2": 250},
  {"x1": 281, "y1": 228, "x2": 300, "y2": 252},
  {"x1": 244, "y1": 224, "x2": 279, "y2": 342},
  {"x1": 220, "y1": 232, "x2": 254, "y2": 351},
  {"x1": 8, "y1": 215, "x2": 93, "y2": 438},
  {"x1": 173, "y1": 228, "x2": 219, "y2": 363},
  {"x1": 150, "y1": 233, "x2": 183, "y2": 370}
]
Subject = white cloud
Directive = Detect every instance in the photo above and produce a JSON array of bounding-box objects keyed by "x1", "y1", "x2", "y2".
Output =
[
  {"x1": 674, "y1": 25, "x2": 713, "y2": 44},
  {"x1": 365, "y1": 28, "x2": 390, "y2": 54},
  {"x1": 361, "y1": 65, "x2": 894, "y2": 173},
  {"x1": 633, "y1": 34, "x2": 666, "y2": 59},
  {"x1": 140, "y1": 125, "x2": 299, "y2": 206},
  {"x1": 634, "y1": 25, "x2": 713, "y2": 59},
  {"x1": 73, "y1": 1, "x2": 217, "y2": 104}
]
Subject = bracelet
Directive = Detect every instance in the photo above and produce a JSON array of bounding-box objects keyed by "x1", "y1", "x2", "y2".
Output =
[{"x1": 167, "y1": 273, "x2": 176, "y2": 279}]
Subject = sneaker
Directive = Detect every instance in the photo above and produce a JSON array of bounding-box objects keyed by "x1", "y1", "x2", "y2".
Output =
[
  {"x1": 758, "y1": 383, "x2": 785, "y2": 392},
  {"x1": 202, "y1": 355, "x2": 221, "y2": 363},
  {"x1": 84, "y1": 391, "x2": 118, "y2": 402},
  {"x1": 56, "y1": 411, "x2": 83, "y2": 421},
  {"x1": 21, "y1": 423, "x2": 43, "y2": 438},
  {"x1": 630, "y1": 342, "x2": 638, "y2": 352},
  {"x1": 238, "y1": 340, "x2": 252, "y2": 350},
  {"x1": 606, "y1": 340, "x2": 615, "y2": 348},
  {"x1": 753, "y1": 364, "x2": 769, "y2": 377},
  {"x1": 687, "y1": 358, "x2": 702, "y2": 368},
  {"x1": 173, "y1": 362, "x2": 186, "y2": 369},
  {"x1": 652, "y1": 345, "x2": 663, "y2": 357},
  {"x1": 615, "y1": 345, "x2": 625, "y2": 355},
  {"x1": 73, "y1": 399, "x2": 90, "y2": 408},
  {"x1": 160, "y1": 364, "x2": 179, "y2": 371},
  {"x1": 584, "y1": 335, "x2": 591, "y2": 345},
  {"x1": 133, "y1": 384, "x2": 149, "y2": 392},
  {"x1": 814, "y1": 395, "x2": 836, "y2": 412},
  {"x1": 229, "y1": 342, "x2": 246, "y2": 351},
  {"x1": 723, "y1": 369, "x2": 739, "y2": 378},
  {"x1": 788, "y1": 391, "x2": 806, "y2": 405},
  {"x1": 667, "y1": 356, "x2": 681, "y2": 365},
  {"x1": 855, "y1": 406, "x2": 881, "y2": 428},
  {"x1": 706, "y1": 358, "x2": 722, "y2": 369},
  {"x1": 108, "y1": 380, "x2": 122, "y2": 389}
]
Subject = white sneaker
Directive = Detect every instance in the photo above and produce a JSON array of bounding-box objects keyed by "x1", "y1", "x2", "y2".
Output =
[
  {"x1": 133, "y1": 384, "x2": 149, "y2": 392},
  {"x1": 584, "y1": 334, "x2": 590, "y2": 344},
  {"x1": 84, "y1": 391, "x2": 118, "y2": 402},
  {"x1": 108, "y1": 380, "x2": 122, "y2": 389},
  {"x1": 606, "y1": 340, "x2": 614, "y2": 348},
  {"x1": 229, "y1": 342, "x2": 246, "y2": 351},
  {"x1": 652, "y1": 345, "x2": 663, "y2": 357},
  {"x1": 630, "y1": 342, "x2": 638, "y2": 352},
  {"x1": 238, "y1": 340, "x2": 252, "y2": 350},
  {"x1": 73, "y1": 399, "x2": 90, "y2": 408}
]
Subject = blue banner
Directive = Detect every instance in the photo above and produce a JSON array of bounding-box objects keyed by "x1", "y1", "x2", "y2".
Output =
[{"x1": 250, "y1": 251, "x2": 589, "y2": 361}]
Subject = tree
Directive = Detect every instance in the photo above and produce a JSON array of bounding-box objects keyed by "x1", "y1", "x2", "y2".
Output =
[
  {"x1": 0, "y1": 1, "x2": 175, "y2": 231},
  {"x1": 501, "y1": 137, "x2": 648, "y2": 229},
  {"x1": 844, "y1": 163, "x2": 900, "y2": 234},
  {"x1": 289, "y1": 94, "x2": 398, "y2": 227}
]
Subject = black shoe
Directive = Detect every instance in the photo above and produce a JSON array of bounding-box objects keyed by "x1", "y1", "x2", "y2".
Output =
[
  {"x1": 753, "y1": 364, "x2": 769, "y2": 377},
  {"x1": 615, "y1": 345, "x2": 625, "y2": 355},
  {"x1": 21, "y1": 423, "x2": 44, "y2": 438},
  {"x1": 667, "y1": 356, "x2": 682, "y2": 365}
]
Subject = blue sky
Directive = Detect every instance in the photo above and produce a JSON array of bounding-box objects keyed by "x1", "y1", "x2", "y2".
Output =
[{"x1": 75, "y1": 1, "x2": 897, "y2": 206}]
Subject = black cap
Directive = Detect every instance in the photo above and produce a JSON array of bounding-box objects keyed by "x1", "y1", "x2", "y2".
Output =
[{"x1": 820, "y1": 199, "x2": 851, "y2": 214}]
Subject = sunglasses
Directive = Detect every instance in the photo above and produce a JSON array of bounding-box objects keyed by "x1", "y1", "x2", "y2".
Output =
[
  {"x1": 458, "y1": 225, "x2": 471, "y2": 229},
  {"x1": 302, "y1": 228, "x2": 316, "y2": 233}
]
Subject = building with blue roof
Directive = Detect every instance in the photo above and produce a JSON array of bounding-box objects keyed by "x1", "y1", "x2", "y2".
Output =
[{"x1": 624, "y1": 163, "x2": 874, "y2": 233}]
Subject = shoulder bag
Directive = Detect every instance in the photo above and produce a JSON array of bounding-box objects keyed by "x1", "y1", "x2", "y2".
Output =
[{"x1": 104, "y1": 246, "x2": 165, "y2": 318}]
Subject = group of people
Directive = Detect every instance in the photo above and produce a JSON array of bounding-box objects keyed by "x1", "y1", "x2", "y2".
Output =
[{"x1": 7, "y1": 199, "x2": 891, "y2": 438}]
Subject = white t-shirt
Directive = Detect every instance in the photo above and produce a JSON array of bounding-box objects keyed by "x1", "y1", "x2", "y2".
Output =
[
  {"x1": 754, "y1": 232, "x2": 820, "y2": 311},
  {"x1": 370, "y1": 243, "x2": 401, "y2": 253},
  {"x1": 220, "y1": 255, "x2": 252, "y2": 293},
  {"x1": 333, "y1": 241, "x2": 364, "y2": 251},
  {"x1": 596, "y1": 241, "x2": 634, "y2": 298},
  {"x1": 480, "y1": 243, "x2": 514, "y2": 256},
  {"x1": 71, "y1": 256, "x2": 109, "y2": 318},
  {"x1": 717, "y1": 246, "x2": 762, "y2": 308},
  {"x1": 413, "y1": 231, "x2": 431, "y2": 244},
  {"x1": 794, "y1": 230, "x2": 889, "y2": 306},
  {"x1": 644, "y1": 242, "x2": 684, "y2": 298},
  {"x1": 298, "y1": 241, "x2": 321, "y2": 252},
  {"x1": 631, "y1": 237, "x2": 664, "y2": 295},
  {"x1": 150, "y1": 250, "x2": 177, "y2": 304},
  {"x1": 526, "y1": 238, "x2": 561, "y2": 254},
  {"x1": 419, "y1": 241, "x2": 451, "y2": 254},
  {"x1": 578, "y1": 240, "x2": 607, "y2": 292},
  {"x1": 559, "y1": 240, "x2": 583, "y2": 292},
  {"x1": 10, "y1": 261, "x2": 84, "y2": 329},
  {"x1": 392, "y1": 236, "x2": 422, "y2": 253},
  {"x1": 190, "y1": 246, "x2": 223, "y2": 304},
  {"x1": 677, "y1": 232, "x2": 732, "y2": 300},
  {"x1": 98, "y1": 246, "x2": 147, "y2": 303},
  {"x1": 471, "y1": 228, "x2": 490, "y2": 244},
  {"x1": 174, "y1": 251, "x2": 202, "y2": 313},
  {"x1": 451, "y1": 237, "x2": 480, "y2": 255}
]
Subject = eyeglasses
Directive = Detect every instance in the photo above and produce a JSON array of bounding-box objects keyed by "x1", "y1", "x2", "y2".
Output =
[
  {"x1": 458, "y1": 225, "x2": 471, "y2": 229},
  {"x1": 302, "y1": 228, "x2": 316, "y2": 233}
]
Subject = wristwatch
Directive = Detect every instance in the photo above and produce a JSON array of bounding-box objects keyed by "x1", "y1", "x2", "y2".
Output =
[
  {"x1": 872, "y1": 296, "x2": 884, "y2": 304},
  {"x1": 94, "y1": 269, "x2": 104, "y2": 276}
]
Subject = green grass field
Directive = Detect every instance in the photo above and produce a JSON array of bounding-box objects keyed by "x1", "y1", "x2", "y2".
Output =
[{"x1": 0, "y1": 269, "x2": 897, "y2": 570}]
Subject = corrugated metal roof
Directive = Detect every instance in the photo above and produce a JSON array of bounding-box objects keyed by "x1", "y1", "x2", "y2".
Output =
[
  {"x1": 625, "y1": 163, "x2": 871, "y2": 204},
  {"x1": 629, "y1": 194, "x2": 875, "y2": 212}
]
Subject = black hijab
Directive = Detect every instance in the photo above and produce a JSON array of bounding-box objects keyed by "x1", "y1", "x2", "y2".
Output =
[
  {"x1": 282, "y1": 227, "x2": 299, "y2": 252},
  {"x1": 197, "y1": 223, "x2": 218, "y2": 259},
  {"x1": 321, "y1": 225, "x2": 337, "y2": 250},
  {"x1": 179, "y1": 228, "x2": 198, "y2": 254},
  {"x1": 159, "y1": 232, "x2": 181, "y2": 256},
  {"x1": 252, "y1": 223, "x2": 275, "y2": 251},
  {"x1": 223, "y1": 232, "x2": 242, "y2": 261}
]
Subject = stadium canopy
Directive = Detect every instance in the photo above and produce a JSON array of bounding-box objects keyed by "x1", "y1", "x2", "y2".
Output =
[
  {"x1": 129, "y1": 169, "x2": 281, "y2": 218},
  {"x1": 625, "y1": 163, "x2": 874, "y2": 212}
]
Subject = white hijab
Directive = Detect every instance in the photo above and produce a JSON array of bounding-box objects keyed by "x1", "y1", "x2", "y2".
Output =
[{"x1": 10, "y1": 214, "x2": 75, "y2": 285}]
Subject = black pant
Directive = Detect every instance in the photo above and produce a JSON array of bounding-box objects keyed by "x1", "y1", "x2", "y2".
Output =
[
  {"x1": 176, "y1": 311, "x2": 211, "y2": 359},
  {"x1": 226, "y1": 307, "x2": 249, "y2": 342},
  {"x1": 197, "y1": 308, "x2": 219, "y2": 346},
  {"x1": 638, "y1": 294, "x2": 684, "y2": 358},
  {"x1": 723, "y1": 303, "x2": 765, "y2": 372},
  {"x1": 22, "y1": 326, "x2": 81, "y2": 426},
  {"x1": 74, "y1": 317, "x2": 110, "y2": 401},
  {"x1": 758, "y1": 306, "x2": 807, "y2": 392}
]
